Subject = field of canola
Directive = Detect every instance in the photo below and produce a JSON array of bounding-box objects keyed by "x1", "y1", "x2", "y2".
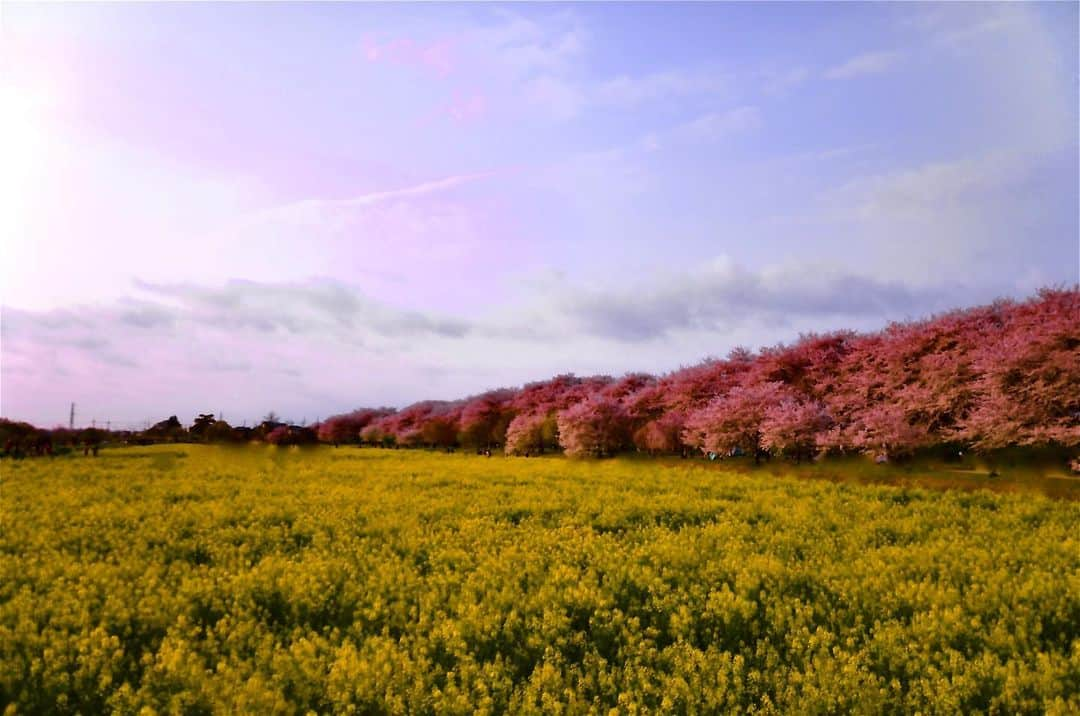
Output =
[{"x1": 2, "y1": 446, "x2": 1079, "y2": 715}]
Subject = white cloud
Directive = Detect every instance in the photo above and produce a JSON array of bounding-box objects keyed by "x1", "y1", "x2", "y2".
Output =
[
  {"x1": 523, "y1": 74, "x2": 586, "y2": 122},
  {"x1": 237, "y1": 172, "x2": 492, "y2": 221},
  {"x1": 477, "y1": 11, "x2": 586, "y2": 78},
  {"x1": 1, "y1": 279, "x2": 481, "y2": 427},
  {"x1": 818, "y1": 147, "x2": 1077, "y2": 285},
  {"x1": 824, "y1": 51, "x2": 902, "y2": 80},
  {"x1": 596, "y1": 68, "x2": 728, "y2": 107},
  {"x1": 453, "y1": 13, "x2": 734, "y2": 122},
  {"x1": 759, "y1": 66, "x2": 810, "y2": 95},
  {"x1": 908, "y1": 4, "x2": 1022, "y2": 49},
  {"x1": 843, "y1": 154, "x2": 1017, "y2": 217},
  {"x1": 678, "y1": 106, "x2": 761, "y2": 141},
  {"x1": 131, "y1": 279, "x2": 472, "y2": 339},
  {"x1": 177, "y1": 172, "x2": 522, "y2": 313},
  {"x1": 453, "y1": 10, "x2": 589, "y2": 122},
  {"x1": 933, "y1": 6, "x2": 1075, "y2": 153},
  {"x1": 541, "y1": 256, "x2": 952, "y2": 342},
  {"x1": 641, "y1": 105, "x2": 761, "y2": 151}
]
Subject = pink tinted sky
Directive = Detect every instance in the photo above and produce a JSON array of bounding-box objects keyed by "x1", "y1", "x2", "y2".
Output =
[{"x1": 1, "y1": 2, "x2": 1077, "y2": 428}]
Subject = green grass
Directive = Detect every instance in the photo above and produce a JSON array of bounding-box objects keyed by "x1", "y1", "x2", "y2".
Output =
[{"x1": 2, "y1": 446, "x2": 1078, "y2": 714}]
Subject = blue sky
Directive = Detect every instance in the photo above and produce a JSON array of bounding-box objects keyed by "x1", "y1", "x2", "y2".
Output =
[{"x1": 2, "y1": 2, "x2": 1077, "y2": 428}]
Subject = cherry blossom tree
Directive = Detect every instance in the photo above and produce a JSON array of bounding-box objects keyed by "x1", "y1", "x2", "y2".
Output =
[
  {"x1": 360, "y1": 422, "x2": 394, "y2": 447},
  {"x1": 365, "y1": 401, "x2": 459, "y2": 448},
  {"x1": 683, "y1": 381, "x2": 787, "y2": 460},
  {"x1": 601, "y1": 373, "x2": 656, "y2": 403},
  {"x1": 502, "y1": 374, "x2": 615, "y2": 455},
  {"x1": 756, "y1": 333, "x2": 853, "y2": 388},
  {"x1": 817, "y1": 302, "x2": 1008, "y2": 453},
  {"x1": 458, "y1": 389, "x2": 517, "y2": 449},
  {"x1": 421, "y1": 414, "x2": 460, "y2": 450},
  {"x1": 265, "y1": 425, "x2": 317, "y2": 446},
  {"x1": 759, "y1": 399, "x2": 831, "y2": 461},
  {"x1": 504, "y1": 412, "x2": 547, "y2": 456},
  {"x1": 633, "y1": 411, "x2": 687, "y2": 454},
  {"x1": 849, "y1": 402, "x2": 930, "y2": 461},
  {"x1": 557, "y1": 397, "x2": 631, "y2": 458},
  {"x1": 657, "y1": 354, "x2": 754, "y2": 414},
  {"x1": 510, "y1": 374, "x2": 614, "y2": 416},
  {"x1": 960, "y1": 288, "x2": 1080, "y2": 448},
  {"x1": 318, "y1": 408, "x2": 394, "y2": 446}
]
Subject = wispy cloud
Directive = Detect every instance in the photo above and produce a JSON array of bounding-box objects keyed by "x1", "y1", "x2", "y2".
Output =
[
  {"x1": 677, "y1": 106, "x2": 761, "y2": 142},
  {"x1": 463, "y1": 10, "x2": 588, "y2": 122},
  {"x1": 642, "y1": 105, "x2": 761, "y2": 151},
  {"x1": 184, "y1": 171, "x2": 521, "y2": 313},
  {"x1": 443, "y1": 92, "x2": 488, "y2": 123},
  {"x1": 815, "y1": 146, "x2": 1078, "y2": 286},
  {"x1": 843, "y1": 153, "x2": 1026, "y2": 217},
  {"x1": 4, "y1": 264, "x2": 959, "y2": 369},
  {"x1": 759, "y1": 66, "x2": 810, "y2": 96},
  {"x1": 523, "y1": 75, "x2": 586, "y2": 122},
  {"x1": 907, "y1": 5, "x2": 1021, "y2": 50},
  {"x1": 824, "y1": 51, "x2": 902, "y2": 80},
  {"x1": 362, "y1": 35, "x2": 457, "y2": 78},
  {"x1": 255, "y1": 172, "x2": 495, "y2": 216},
  {"x1": 433, "y1": 11, "x2": 734, "y2": 122},
  {"x1": 544, "y1": 257, "x2": 951, "y2": 342},
  {"x1": 132, "y1": 278, "x2": 473, "y2": 339},
  {"x1": 596, "y1": 68, "x2": 728, "y2": 107},
  {"x1": 476, "y1": 10, "x2": 586, "y2": 78}
]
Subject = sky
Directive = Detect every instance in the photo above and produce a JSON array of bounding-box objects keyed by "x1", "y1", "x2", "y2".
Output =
[{"x1": 2, "y1": 2, "x2": 1078, "y2": 429}]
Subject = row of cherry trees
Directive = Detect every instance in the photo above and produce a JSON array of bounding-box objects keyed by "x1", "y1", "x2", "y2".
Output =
[{"x1": 316, "y1": 289, "x2": 1078, "y2": 460}]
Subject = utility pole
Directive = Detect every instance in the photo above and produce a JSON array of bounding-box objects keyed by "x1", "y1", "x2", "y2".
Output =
[
  {"x1": 106, "y1": 420, "x2": 111, "y2": 431},
  {"x1": 69, "y1": 403, "x2": 75, "y2": 430},
  {"x1": 91, "y1": 419, "x2": 96, "y2": 429}
]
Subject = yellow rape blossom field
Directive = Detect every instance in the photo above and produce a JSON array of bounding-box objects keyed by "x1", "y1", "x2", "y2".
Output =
[{"x1": 2, "y1": 446, "x2": 1079, "y2": 714}]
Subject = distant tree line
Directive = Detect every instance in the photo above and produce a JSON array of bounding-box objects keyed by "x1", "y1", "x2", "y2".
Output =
[
  {"x1": 0, "y1": 423, "x2": 108, "y2": 458},
  {"x1": 0, "y1": 412, "x2": 324, "y2": 457},
  {"x1": 3, "y1": 289, "x2": 1077, "y2": 465},
  {"x1": 324, "y1": 288, "x2": 1079, "y2": 464}
]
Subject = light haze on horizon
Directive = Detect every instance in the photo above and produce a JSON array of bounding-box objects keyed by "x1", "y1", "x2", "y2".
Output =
[{"x1": 2, "y1": 2, "x2": 1077, "y2": 428}]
